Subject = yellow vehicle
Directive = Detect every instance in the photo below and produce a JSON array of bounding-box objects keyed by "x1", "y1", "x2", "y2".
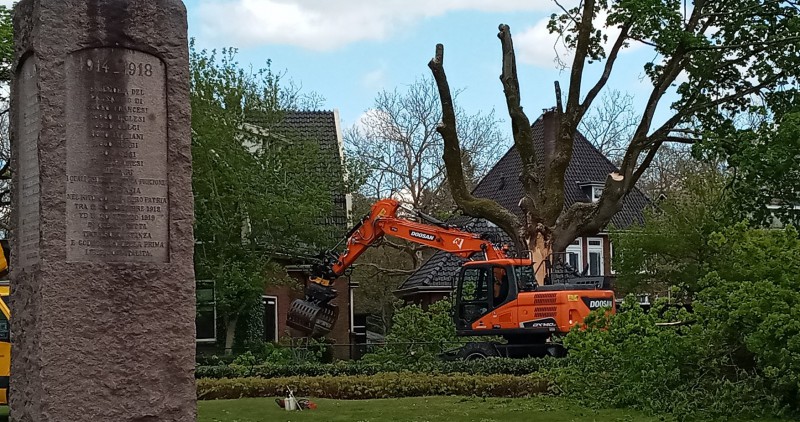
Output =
[{"x1": 0, "y1": 239, "x2": 10, "y2": 405}]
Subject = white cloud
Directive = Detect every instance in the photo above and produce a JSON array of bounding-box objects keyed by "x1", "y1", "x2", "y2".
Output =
[
  {"x1": 197, "y1": 0, "x2": 577, "y2": 51},
  {"x1": 361, "y1": 67, "x2": 387, "y2": 92},
  {"x1": 515, "y1": 12, "x2": 643, "y2": 69},
  {"x1": 0, "y1": 1, "x2": 14, "y2": 7},
  {"x1": 515, "y1": 17, "x2": 568, "y2": 69}
]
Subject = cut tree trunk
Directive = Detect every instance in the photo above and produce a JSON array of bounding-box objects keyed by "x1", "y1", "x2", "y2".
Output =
[{"x1": 528, "y1": 231, "x2": 553, "y2": 286}]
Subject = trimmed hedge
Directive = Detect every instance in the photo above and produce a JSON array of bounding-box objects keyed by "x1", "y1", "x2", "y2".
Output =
[
  {"x1": 195, "y1": 357, "x2": 553, "y2": 379},
  {"x1": 196, "y1": 373, "x2": 550, "y2": 400}
]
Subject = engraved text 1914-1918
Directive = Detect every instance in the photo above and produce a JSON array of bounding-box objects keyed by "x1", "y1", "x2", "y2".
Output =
[{"x1": 66, "y1": 48, "x2": 169, "y2": 263}]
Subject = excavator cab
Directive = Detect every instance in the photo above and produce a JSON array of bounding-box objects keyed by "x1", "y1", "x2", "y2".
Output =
[{"x1": 454, "y1": 261, "x2": 528, "y2": 332}]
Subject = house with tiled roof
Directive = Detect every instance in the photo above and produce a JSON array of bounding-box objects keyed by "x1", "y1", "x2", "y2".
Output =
[
  {"x1": 196, "y1": 110, "x2": 356, "y2": 359},
  {"x1": 396, "y1": 109, "x2": 649, "y2": 306}
]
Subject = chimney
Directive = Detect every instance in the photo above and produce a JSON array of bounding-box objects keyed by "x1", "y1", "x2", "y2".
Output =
[{"x1": 541, "y1": 108, "x2": 559, "y2": 173}]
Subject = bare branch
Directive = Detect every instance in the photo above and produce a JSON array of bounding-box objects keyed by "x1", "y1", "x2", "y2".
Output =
[
  {"x1": 553, "y1": 0, "x2": 579, "y2": 25},
  {"x1": 357, "y1": 262, "x2": 417, "y2": 276},
  {"x1": 428, "y1": 43, "x2": 524, "y2": 249},
  {"x1": 581, "y1": 21, "x2": 632, "y2": 113},
  {"x1": 566, "y1": 0, "x2": 596, "y2": 113},
  {"x1": 497, "y1": 25, "x2": 538, "y2": 194},
  {"x1": 629, "y1": 36, "x2": 659, "y2": 48},
  {"x1": 664, "y1": 136, "x2": 698, "y2": 144},
  {"x1": 633, "y1": 141, "x2": 664, "y2": 183}
]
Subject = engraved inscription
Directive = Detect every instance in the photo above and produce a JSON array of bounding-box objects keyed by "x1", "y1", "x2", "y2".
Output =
[
  {"x1": 18, "y1": 57, "x2": 41, "y2": 268},
  {"x1": 66, "y1": 48, "x2": 169, "y2": 262}
]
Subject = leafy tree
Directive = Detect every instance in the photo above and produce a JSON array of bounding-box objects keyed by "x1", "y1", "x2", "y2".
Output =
[
  {"x1": 428, "y1": 1, "x2": 800, "y2": 283},
  {"x1": 191, "y1": 43, "x2": 341, "y2": 353},
  {"x1": 0, "y1": 5, "x2": 15, "y2": 232},
  {"x1": 560, "y1": 224, "x2": 800, "y2": 419},
  {"x1": 611, "y1": 167, "x2": 734, "y2": 294}
]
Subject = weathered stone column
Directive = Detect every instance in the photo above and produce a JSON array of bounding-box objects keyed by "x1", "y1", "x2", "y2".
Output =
[{"x1": 10, "y1": 1, "x2": 195, "y2": 421}]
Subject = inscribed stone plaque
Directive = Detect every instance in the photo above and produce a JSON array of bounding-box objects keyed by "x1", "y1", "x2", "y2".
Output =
[
  {"x1": 17, "y1": 57, "x2": 40, "y2": 268},
  {"x1": 65, "y1": 48, "x2": 169, "y2": 263}
]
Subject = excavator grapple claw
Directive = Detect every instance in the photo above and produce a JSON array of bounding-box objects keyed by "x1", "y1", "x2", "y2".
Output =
[{"x1": 287, "y1": 299, "x2": 339, "y2": 338}]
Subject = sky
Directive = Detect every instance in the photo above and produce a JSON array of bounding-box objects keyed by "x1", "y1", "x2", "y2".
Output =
[
  {"x1": 182, "y1": 0, "x2": 680, "y2": 142},
  {"x1": 1, "y1": 0, "x2": 676, "y2": 143}
]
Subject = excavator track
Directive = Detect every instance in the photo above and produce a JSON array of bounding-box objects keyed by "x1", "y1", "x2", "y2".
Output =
[{"x1": 287, "y1": 299, "x2": 338, "y2": 338}]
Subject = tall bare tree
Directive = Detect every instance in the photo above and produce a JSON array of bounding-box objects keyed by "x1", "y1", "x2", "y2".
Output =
[
  {"x1": 429, "y1": 1, "x2": 800, "y2": 283},
  {"x1": 347, "y1": 76, "x2": 505, "y2": 211},
  {"x1": 579, "y1": 89, "x2": 638, "y2": 163},
  {"x1": 346, "y1": 76, "x2": 506, "y2": 266}
]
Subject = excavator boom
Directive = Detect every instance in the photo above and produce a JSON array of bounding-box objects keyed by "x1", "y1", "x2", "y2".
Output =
[{"x1": 287, "y1": 199, "x2": 513, "y2": 336}]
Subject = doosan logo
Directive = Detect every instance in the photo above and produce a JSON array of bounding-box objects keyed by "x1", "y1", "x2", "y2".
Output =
[
  {"x1": 587, "y1": 299, "x2": 613, "y2": 309},
  {"x1": 409, "y1": 231, "x2": 436, "y2": 241}
]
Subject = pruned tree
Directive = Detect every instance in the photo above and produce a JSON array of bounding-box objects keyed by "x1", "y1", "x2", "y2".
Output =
[{"x1": 428, "y1": 1, "x2": 800, "y2": 282}]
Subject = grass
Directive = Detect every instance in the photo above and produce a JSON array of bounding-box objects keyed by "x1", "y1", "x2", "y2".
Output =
[
  {"x1": 197, "y1": 396, "x2": 662, "y2": 422},
  {"x1": 0, "y1": 397, "x2": 789, "y2": 421}
]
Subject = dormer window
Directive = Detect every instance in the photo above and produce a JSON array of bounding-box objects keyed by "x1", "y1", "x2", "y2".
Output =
[
  {"x1": 591, "y1": 186, "x2": 603, "y2": 202},
  {"x1": 579, "y1": 182, "x2": 604, "y2": 203}
]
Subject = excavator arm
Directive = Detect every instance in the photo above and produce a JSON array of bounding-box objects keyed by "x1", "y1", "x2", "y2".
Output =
[{"x1": 287, "y1": 198, "x2": 509, "y2": 337}]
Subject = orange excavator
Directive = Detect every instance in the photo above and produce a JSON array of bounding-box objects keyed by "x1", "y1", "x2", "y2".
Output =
[{"x1": 287, "y1": 199, "x2": 615, "y2": 358}]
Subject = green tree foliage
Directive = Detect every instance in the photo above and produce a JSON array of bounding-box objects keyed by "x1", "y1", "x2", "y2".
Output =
[
  {"x1": 362, "y1": 299, "x2": 461, "y2": 364},
  {"x1": 707, "y1": 110, "x2": 800, "y2": 226},
  {"x1": 429, "y1": 0, "x2": 800, "y2": 260},
  {"x1": 611, "y1": 168, "x2": 734, "y2": 294},
  {"x1": 559, "y1": 224, "x2": 800, "y2": 420},
  {"x1": 0, "y1": 5, "x2": 14, "y2": 229},
  {"x1": 190, "y1": 42, "x2": 341, "y2": 352},
  {"x1": 0, "y1": 5, "x2": 12, "y2": 86}
]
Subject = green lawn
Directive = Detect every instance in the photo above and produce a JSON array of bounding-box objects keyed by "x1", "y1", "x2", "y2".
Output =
[
  {"x1": 0, "y1": 397, "x2": 788, "y2": 421},
  {"x1": 197, "y1": 396, "x2": 661, "y2": 422}
]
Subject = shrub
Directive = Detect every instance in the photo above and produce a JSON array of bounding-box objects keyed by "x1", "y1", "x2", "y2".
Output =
[
  {"x1": 361, "y1": 299, "x2": 462, "y2": 364},
  {"x1": 196, "y1": 373, "x2": 550, "y2": 400},
  {"x1": 195, "y1": 357, "x2": 554, "y2": 379}
]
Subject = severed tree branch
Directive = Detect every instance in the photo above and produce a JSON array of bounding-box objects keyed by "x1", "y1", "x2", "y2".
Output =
[
  {"x1": 428, "y1": 43, "x2": 524, "y2": 250},
  {"x1": 497, "y1": 24, "x2": 538, "y2": 194}
]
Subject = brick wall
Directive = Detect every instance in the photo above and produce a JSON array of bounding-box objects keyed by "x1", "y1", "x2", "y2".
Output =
[{"x1": 264, "y1": 273, "x2": 352, "y2": 360}]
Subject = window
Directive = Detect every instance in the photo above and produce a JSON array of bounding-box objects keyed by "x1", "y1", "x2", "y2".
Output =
[
  {"x1": 592, "y1": 186, "x2": 603, "y2": 202},
  {"x1": 459, "y1": 267, "x2": 489, "y2": 302},
  {"x1": 196, "y1": 281, "x2": 217, "y2": 343},
  {"x1": 457, "y1": 267, "x2": 491, "y2": 324},
  {"x1": 514, "y1": 265, "x2": 536, "y2": 291},
  {"x1": 587, "y1": 238, "x2": 604, "y2": 276},
  {"x1": 566, "y1": 239, "x2": 583, "y2": 272},
  {"x1": 263, "y1": 296, "x2": 278, "y2": 343}
]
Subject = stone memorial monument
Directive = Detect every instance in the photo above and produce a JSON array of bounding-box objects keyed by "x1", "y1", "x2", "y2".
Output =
[{"x1": 10, "y1": 1, "x2": 195, "y2": 420}]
